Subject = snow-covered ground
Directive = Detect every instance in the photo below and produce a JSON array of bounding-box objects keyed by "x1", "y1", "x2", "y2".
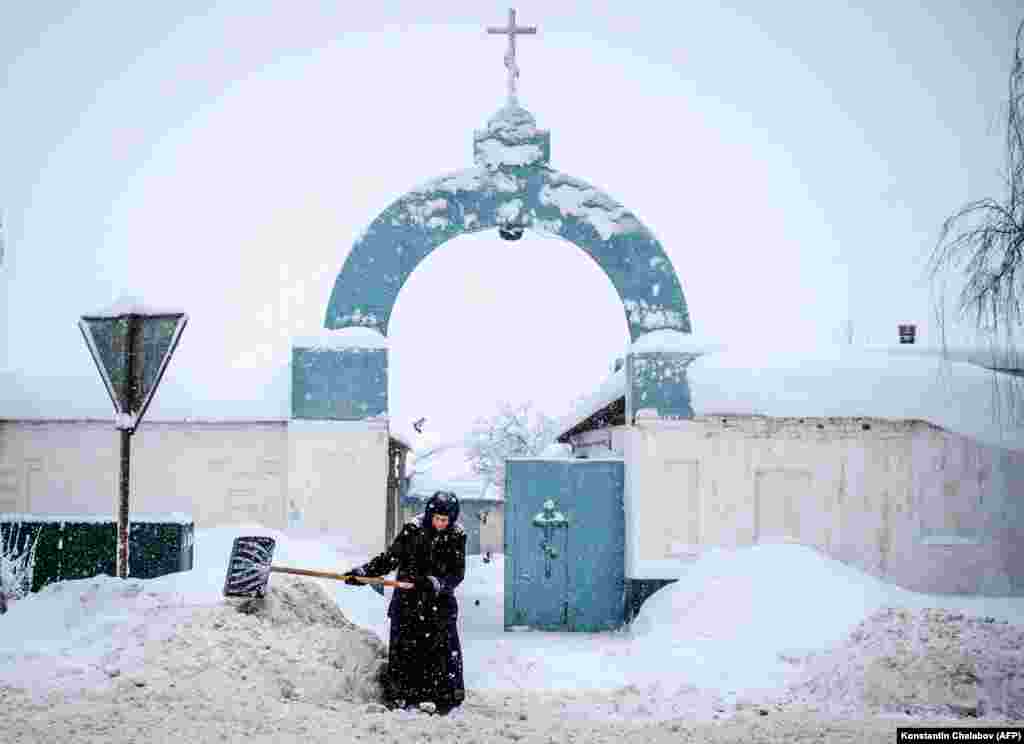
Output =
[{"x1": 1, "y1": 526, "x2": 1022, "y2": 742}]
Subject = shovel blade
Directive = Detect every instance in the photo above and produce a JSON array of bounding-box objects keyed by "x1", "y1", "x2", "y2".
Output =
[{"x1": 223, "y1": 535, "x2": 277, "y2": 598}]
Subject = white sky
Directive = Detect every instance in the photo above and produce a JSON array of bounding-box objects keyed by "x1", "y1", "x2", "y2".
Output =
[{"x1": 1, "y1": 2, "x2": 1021, "y2": 436}]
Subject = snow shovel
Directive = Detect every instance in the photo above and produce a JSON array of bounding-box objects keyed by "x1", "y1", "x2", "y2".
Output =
[{"x1": 222, "y1": 535, "x2": 413, "y2": 598}]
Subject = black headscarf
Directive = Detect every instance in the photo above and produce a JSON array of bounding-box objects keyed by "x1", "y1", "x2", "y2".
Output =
[{"x1": 423, "y1": 490, "x2": 460, "y2": 531}]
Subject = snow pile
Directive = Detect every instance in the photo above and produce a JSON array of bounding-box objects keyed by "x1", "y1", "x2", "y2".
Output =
[
  {"x1": 3, "y1": 527, "x2": 1024, "y2": 740},
  {"x1": 786, "y1": 607, "x2": 1024, "y2": 719},
  {"x1": 0, "y1": 525, "x2": 390, "y2": 703},
  {"x1": 626, "y1": 544, "x2": 904, "y2": 695},
  {"x1": 626, "y1": 543, "x2": 1024, "y2": 706},
  {"x1": 214, "y1": 575, "x2": 387, "y2": 704},
  {"x1": 0, "y1": 575, "x2": 201, "y2": 699},
  {"x1": 234, "y1": 574, "x2": 358, "y2": 628},
  {"x1": 183, "y1": 525, "x2": 390, "y2": 638}
]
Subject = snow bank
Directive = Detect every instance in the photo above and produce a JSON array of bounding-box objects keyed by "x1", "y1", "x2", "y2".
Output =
[
  {"x1": 0, "y1": 524, "x2": 392, "y2": 701},
  {"x1": 3, "y1": 526, "x2": 1024, "y2": 729},
  {"x1": 626, "y1": 543, "x2": 1024, "y2": 697}
]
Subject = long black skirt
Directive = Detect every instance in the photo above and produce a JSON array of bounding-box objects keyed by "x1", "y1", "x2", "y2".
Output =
[{"x1": 384, "y1": 609, "x2": 465, "y2": 710}]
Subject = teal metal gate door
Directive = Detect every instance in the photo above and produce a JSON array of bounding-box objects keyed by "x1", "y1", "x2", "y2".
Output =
[{"x1": 504, "y1": 458, "x2": 625, "y2": 632}]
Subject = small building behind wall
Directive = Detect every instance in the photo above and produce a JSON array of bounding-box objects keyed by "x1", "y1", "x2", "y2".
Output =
[
  {"x1": 403, "y1": 469, "x2": 504, "y2": 556},
  {"x1": 550, "y1": 335, "x2": 1024, "y2": 624}
]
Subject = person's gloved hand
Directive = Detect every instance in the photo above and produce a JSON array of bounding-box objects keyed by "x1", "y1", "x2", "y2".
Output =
[
  {"x1": 414, "y1": 575, "x2": 441, "y2": 593},
  {"x1": 343, "y1": 567, "x2": 366, "y2": 586}
]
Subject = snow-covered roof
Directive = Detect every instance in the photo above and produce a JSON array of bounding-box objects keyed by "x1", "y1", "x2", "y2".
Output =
[
  {"x1": 555, "y1": 340, "x2": 1024, "y2": 452},
  {"x1": 82, "y1": 295, "x2": 186, "y2": 318},
  {"x1": 690, "y1": 344, "x2": 1024, "y2": 450},
  {"x1": 292, "y1": 327, "x2": 387, "y2": 350},
  {"x1": 555, "y1": 367, "x2": 626, "y2": 441},
  {"x1": 861, "y1": 343, "x2": 1024, "y2": 371},
  {"x1": 555, "y1": 331, "x2": 724, "y2": 438}
]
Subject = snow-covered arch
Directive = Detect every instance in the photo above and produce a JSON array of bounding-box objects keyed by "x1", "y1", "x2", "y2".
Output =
[{"x1": 325, "y1": 105, "x2": 690, "y2": 342}]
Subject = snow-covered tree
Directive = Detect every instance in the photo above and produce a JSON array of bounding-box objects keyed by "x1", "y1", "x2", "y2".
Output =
[{"x1": 464, "y1": 401, "x2": 560, "y2": 497}]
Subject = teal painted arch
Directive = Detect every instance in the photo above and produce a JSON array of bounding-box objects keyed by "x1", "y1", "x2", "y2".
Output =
[{"x1": 325, "y1": 109, "x2": 690, "y2": 341}]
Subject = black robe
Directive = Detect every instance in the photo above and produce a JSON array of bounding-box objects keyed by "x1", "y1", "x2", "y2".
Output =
[{"x1": 357, "y1": 514, "x2": 467, "y2": 709}]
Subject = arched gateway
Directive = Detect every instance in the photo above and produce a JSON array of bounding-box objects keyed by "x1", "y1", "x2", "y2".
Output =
[
  {"x1": 324, "y1": 100, "x2": 690, "y2": 342},
  {"x1": 289, "y1": 10, "x2": 696, "y2": 630}
]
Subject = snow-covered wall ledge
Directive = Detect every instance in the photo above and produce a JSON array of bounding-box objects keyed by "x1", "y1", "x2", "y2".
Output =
[
  {"x1": 292, "y1": 327, "x2": 388, "y2": 351},
  {"x1": 0, "y1": 512, "x2": 194, "y2": 524}
]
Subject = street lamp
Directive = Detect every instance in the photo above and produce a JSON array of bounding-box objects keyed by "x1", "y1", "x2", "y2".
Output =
[{"x1": 79, "y1": 298, "x2": 187, "y2": 579}]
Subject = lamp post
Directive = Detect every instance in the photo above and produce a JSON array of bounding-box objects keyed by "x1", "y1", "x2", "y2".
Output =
[{"x1": 79, "y1": 298, "x2": 187, "y2": 579}]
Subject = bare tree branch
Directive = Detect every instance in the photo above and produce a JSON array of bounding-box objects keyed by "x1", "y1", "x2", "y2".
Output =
[
  {"x1": 929, "y1": 20, "x2": 1024, "y2": 339},
  {"x1": 464, "y1": 401, "x2": 559, "y2": 497}
]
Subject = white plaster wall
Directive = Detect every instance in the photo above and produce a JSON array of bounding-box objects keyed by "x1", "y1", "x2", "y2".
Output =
[
  {"x1": 625, "y1": 413, "x2": 1024, "y2": 595},
  {"x1": 568, "y1": 426, "x2": 627, "y2": 458},
  {"x1": 479, "y1": 502, "x2": 505, "y2": 555},
  {"x1": 286, "y1": 420, "x2": 388, "y2": 554},
  {"x1": 0, "y1": 419, "x2": 288, "y2": 527}
]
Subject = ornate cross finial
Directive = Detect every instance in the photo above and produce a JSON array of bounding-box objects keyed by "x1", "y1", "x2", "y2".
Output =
[{"x1": 487, "y1": 8, "x2": 537, "y2": 105}]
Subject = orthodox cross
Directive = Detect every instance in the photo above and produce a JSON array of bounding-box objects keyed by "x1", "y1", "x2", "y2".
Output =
[
  {"x1": 487, "y1": 8, "x2": 537, "y2": 105},
  {"x1": 532, "y1": 498, "x2": 568, "y2": 578}
]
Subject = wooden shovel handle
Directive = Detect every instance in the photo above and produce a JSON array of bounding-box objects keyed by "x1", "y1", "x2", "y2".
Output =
[{"x1": 269, "y1": 565, "x2": 414, "y2": 589}]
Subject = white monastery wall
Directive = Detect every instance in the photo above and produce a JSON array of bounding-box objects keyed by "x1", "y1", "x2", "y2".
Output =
[
  {"x1": 0, "y1": 419, "x2": 288, "y2": 527},
  {"x1": 0, "y1": 419, "x2": 389, "y2": 554},
  {"x1": 624, "y1": 413, "x2": 1024, "y2": 595},
  {"x1": 570, "y1": 426, "x2": 627, "y2": 459},
  {"x1": 286, "y1": 419, "x2": 388, "y2": 554}
]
